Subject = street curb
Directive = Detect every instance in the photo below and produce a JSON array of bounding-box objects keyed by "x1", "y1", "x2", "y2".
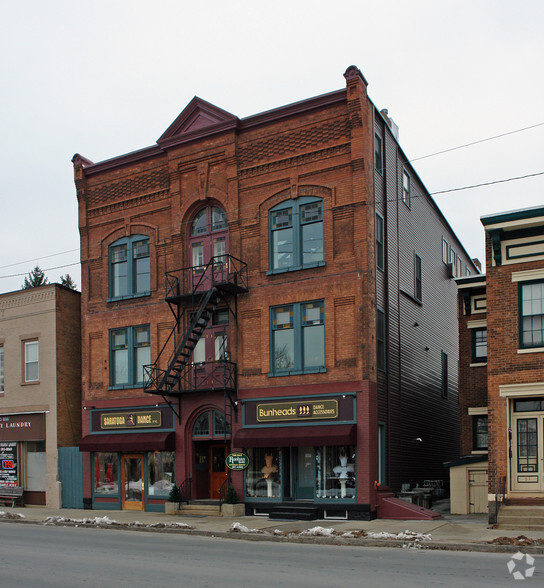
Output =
[{"x1": 2, "y1": 517, "x2": 544, "y2": 554}]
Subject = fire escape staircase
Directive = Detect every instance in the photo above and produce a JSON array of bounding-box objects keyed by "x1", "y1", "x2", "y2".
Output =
[{"x1": 143, "y1": 255, "x2": 248, "y2": 424}]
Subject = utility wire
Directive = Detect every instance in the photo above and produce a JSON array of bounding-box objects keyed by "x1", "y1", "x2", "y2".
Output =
[
  {"x1": 0, "y1": 248, "x2": 80, "y2": 270},
  {"x1": 408, "y1": 121, "x2": 544, "y2": 163},
  {"x1": 2, "y1": 123, "x2": 544, "y2": 278},
  {"x1": 0, "y1": 262, "x2": 80, "y2": 280}
]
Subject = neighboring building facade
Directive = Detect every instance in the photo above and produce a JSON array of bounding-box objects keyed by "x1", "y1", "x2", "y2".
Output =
[
  {"x1": 449, "y1": 274, "x2": 488, "y2": 514},
  {"x1": 0, "y1": 284, "x2": 81, "y2": 507},
  {"x1": 73, "y1": 66, "x2": 476, "y2": 518},
  {"x1": 481, "y1": 206, "x2": 544, "y2": 521}
]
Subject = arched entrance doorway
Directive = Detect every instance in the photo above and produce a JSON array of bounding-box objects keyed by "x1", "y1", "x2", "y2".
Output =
[{"x1": 192, "y1": 410, "x2": 231, "y2": 499}]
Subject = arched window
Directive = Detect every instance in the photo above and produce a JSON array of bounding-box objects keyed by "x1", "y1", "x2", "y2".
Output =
[
  {"x1": 109, "y1": 235, "x2": 150, "y2": 299},
  {"x1": 192, "y1": 410, "x2": 231, "y2": 438},
  {"x1": 269, "y1": 197, "x2": 324, "y2": 272},
  {"x1": 189, "y1": 206, "x2": 228, "y2": 271}
]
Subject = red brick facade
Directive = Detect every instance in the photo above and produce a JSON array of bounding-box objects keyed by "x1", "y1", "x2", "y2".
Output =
[{"x1": 74, "y1": 66, "x2": 474, "y2": 518}]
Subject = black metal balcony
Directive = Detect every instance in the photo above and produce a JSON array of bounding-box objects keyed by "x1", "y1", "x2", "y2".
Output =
[
  {"x1": 144, "y1": 359, "x2": 237, "y2": 396},
  {"x1": 165, "y1": 255, "x2": 248, "y2": 303}
]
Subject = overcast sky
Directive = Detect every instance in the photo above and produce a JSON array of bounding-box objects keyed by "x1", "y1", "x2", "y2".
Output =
[{"x1": 1, "y1": 0, "x2": 543, "y2": 293}]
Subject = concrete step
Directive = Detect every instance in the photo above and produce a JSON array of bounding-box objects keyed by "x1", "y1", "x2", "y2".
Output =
[
  {"x1": 179, "y1": 504, "x2": 221, "y2": 516},
  {"x1": 498, "y1": 515, "x2": 544, "y2": 526},
  {"x1": 496, "y1": 524, "x2": 544, "y2": 531}
]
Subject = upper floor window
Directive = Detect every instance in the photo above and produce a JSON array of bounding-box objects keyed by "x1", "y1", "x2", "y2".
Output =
[
  {"x1": 456, "y1": 255, "x2": 463, "y2": 279},
  {"x1": 374, "y1": 133, "x2": 383, "y2": 175},
  {"x1": 24, "y1": 340, "x2": 39, "y2": 383},
  {"x1": 442, "y1": 238, "x2": 449, "y2": 265},
  {"x1": 109, "y1": 236, "x2": 150, "y2": 300},
  {"x1": 376, "y1": 213, "x2": 385, "y2": 271},
  {"x1": 441, "y1": 351, "x2": 448, "y2": 399},
  {"x1": 520, "y1": 281, "x2": 544, "y2": 348},
  {"x1": 0, "y1": 345, "x2": 4, "y2": 392},
  {"x1": 402, "y1": 171, "x2": 411, "y2": 208},
  {"x1": 270, "y1": 300, "x2": 325, "y2": 375},
  {"x1": 414, "y1": 253, "x2": 422, "y2": 302},
  {"x1": 110, "y1": 325, "x2": 150, "y2": 388},
  {"x1": 377, "y1": 308, "x2": 386, "y2": 372},
  {"x1": 473, "y1": 415, "x2": 488, "y2": 450},
  {"x1": 472, "y1": 328, "x2": 487, "y2": 362},
  {"x1": 269, "y1": 198, "x2": 324, "y2": 273},
  {"x1": 190, "y1": 206, "x2": 227, "y2": 236}
]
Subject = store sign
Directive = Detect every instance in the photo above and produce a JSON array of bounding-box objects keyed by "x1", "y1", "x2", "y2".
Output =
[
  {"x1": 226, "y1": 452, "x2": 250, "y2": 471},
  {"x1": 100, "y1": 411, "x2": 162, "y2": 430},
  {"x1": 0, "y1": 414, "x2": 45, "y2": 441},
  {"x1": 256, "y1": 400, "x2": 338, "y2": 423},
  {"x1": 0, "y1": 442, "x2": 18, "y2": 487}
]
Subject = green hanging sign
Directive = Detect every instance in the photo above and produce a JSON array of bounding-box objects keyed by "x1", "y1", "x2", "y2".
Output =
[{"x1": 226, "y1": 452, "x2": 250, "y2": 471}]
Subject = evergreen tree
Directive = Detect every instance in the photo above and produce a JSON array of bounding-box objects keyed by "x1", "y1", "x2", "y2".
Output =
[
  {"x1": 22, "y1": 266, "x2": 49, "y2": 289},
  {"x1": 60, "y1": 274, "x2": 77, "y2": 290}
]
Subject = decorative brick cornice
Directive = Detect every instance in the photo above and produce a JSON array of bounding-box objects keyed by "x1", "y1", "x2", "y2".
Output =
[
  {"x1": 240, "y1": 144, "x2": 350, "y2": 179},
  {"x1": 87, "y1": 169, "x2": 169, "y2": 207},
  {"x1": 238, "y1": 120, "x2": 350, "y2": 168},
  {"x1": 87, "y1": 189, "x2": 169, "y2": 218}
]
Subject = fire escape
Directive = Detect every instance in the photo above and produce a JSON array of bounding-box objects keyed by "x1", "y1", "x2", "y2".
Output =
[{"x1": 143, "y1": 255, "x2": 248, "y2": 428}]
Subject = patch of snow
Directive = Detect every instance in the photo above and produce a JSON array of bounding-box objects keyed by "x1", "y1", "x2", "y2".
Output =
[
  {"x1": 299, "y1": 526, "x2": 336, "y2": 537},
  {"x1": 229, "y1": 522, "x2": 263, "y2": 534}
]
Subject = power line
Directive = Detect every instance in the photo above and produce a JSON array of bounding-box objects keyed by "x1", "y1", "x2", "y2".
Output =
[
  {"x1": 2, "y1": 123, "x2": 544, "y2": 277},
  {"x1": 0, "y1": 248, "x2": 80, "y2": 270},
  {"x1": 0, "y1": 262, "x2": 80, "y2": 280},
  {"x1": 408, "y1": 121, "x2": 544, "y2": 163},
  {"x1": 430, "y1": 170, "x2": 544, "y2": 196}
]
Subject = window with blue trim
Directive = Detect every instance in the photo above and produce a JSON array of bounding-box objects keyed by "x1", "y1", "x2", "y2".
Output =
[
  {"x1": 110, "y1": 325, "x2": 150, "y2": 388},
  {"x1": 270, "y1": 300, "x2": 325, "y2": 375},
  {"x1": 520, "y1": 281, "x2": 544, "y2": 348},
  {"x1": 109, "y1": 235, "x2": 150, "y2": 299},
  {"x1": 269, "y1": 198, "x2": 324, "y2": 272}
]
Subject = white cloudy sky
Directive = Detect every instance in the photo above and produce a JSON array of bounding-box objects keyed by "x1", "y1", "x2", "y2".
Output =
[{"x1": 1, "y1": 0, "x2": 543, "y2": 293}]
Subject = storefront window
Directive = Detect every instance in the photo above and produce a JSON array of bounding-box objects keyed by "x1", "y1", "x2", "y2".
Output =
[
  {"x1": 245, "y1": 448, "x2": 281, "y2": 498},
  {"x1": 147, "y1": 451, "x2": 175, "y2": 496},
  {"x1": 316, "y1": 445, "x2": 356, "y2": 500},
  {"x1": 94, "y1": 452, "x2": 119, "y2": 495}
]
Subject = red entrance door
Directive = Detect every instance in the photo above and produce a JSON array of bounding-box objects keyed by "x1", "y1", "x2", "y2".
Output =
[{"x1": 210, "y1": 444, "x2": 228, "y2": 499}]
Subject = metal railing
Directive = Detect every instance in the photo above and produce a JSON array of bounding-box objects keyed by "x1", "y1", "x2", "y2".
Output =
[
  {"x1": 218, "y1": 476, "x2": 231, "y2": 507},
  {"x1": 179, "y1": 477, "x2": 192, "y2": 504},
  {"x1": 491, "y1": 475, "x2": 507, "y2": 525},
  {"x1": 165, "y1": 255, "x2": 248, "y2": 300}
]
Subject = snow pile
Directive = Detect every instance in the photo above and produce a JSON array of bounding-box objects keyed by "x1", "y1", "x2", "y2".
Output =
[
  {"x1": 299, "y1": 526, "x2": 336, "y2": 537},
  {"x1": 229, "y1": 522, "x2": 264, "y2": 534},
  {"x1": 0, "y1": 511, "x2": 25, "y2": 520},
  {"x1": 366, "y1": 530, "x2": 432, "y2": 542},
  {"x1": 42, "y1": 515, "x2": 193, "y2": 530}
]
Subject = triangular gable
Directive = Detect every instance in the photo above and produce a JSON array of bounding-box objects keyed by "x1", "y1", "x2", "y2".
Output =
[{"x1": 157, "y1": 97, "x2": 238, "y2": 148}]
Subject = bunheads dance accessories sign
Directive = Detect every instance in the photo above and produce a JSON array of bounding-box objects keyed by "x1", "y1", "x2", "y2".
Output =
[{"x1": 256, "y1": 400, "x2": 338, "y2": 422}]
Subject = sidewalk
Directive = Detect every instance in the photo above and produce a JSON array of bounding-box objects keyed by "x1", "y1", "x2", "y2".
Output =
[{"x1": 2, "y1": 504, "x2": 544, "y2": 554}]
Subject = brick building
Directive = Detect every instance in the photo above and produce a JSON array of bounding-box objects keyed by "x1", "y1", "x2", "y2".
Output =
[
  {"x1": 448, "y1": 274, "x2": 488, "y2": 514},
  {"x1": 0, "y1": 284, "x2": 81, "y2": 507},
  {"x1": 73, "y1": 66, "x2": 476, "y2": 519},
  {"x1": 482, "y1": 206, "x2": 544, "y2": 521},
  {"x1": 450, "y1": 205, "x2": 544, "y2": 520}
]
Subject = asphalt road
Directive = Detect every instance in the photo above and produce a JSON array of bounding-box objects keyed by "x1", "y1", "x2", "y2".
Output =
[{"x1": 0, "y1": 523, "x2": 541, "y2": 587}]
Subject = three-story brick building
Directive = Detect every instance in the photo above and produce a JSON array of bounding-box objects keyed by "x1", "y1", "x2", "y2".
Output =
[{"x1": 74, "y1": 66, "x2": 476, "y2": 519}]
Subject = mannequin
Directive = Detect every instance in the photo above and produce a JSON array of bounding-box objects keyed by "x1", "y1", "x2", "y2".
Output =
[
  {"x1": 333, "y1": 452, "x2": 354, "y2": 498},
  {"x1": 261, "y1": 453, "x2": 278, "y2": 497}
]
